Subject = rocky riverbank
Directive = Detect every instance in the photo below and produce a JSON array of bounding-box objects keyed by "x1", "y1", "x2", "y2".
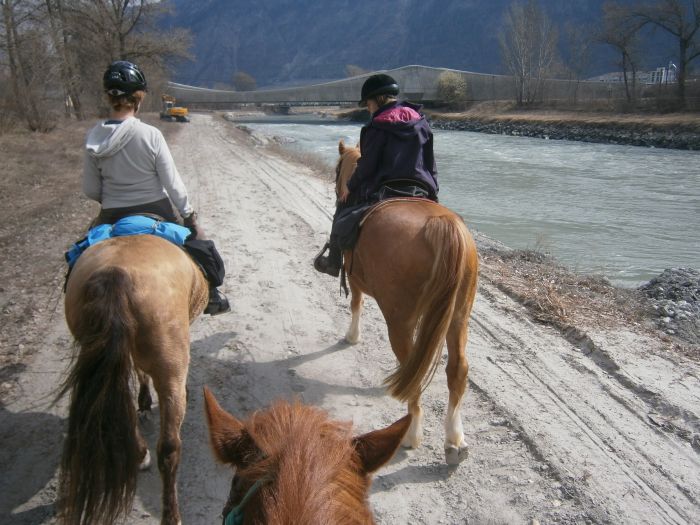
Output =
[
  {"x1": 428, "y1": 117, "x2": 700, "y2": 150},
  {"x1": 639, "y1": 268, "x2": 700, "y2": 344}
]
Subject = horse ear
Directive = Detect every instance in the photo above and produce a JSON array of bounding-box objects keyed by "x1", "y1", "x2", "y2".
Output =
[
  {"x1": 338, "y1": 139, "x2": 345, "y2": 154},
  {"x1": 203, "y1": 386, "x2": 250, "y2": 466},
  {"x1": 352, "y1": 414, "x2": 412, "y2": 474}
]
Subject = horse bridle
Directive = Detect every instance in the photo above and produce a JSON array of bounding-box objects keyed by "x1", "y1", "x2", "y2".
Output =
[{"x1": 222, "y1": 472, "x2": 268, "y2": 525}]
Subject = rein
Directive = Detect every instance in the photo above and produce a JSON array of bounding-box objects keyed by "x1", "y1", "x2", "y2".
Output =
[{"x1": 224, "y1": 478, "x2": 266, "y2": 525}]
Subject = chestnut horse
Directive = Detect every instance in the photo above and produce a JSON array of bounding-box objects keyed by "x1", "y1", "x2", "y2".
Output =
[
  {"x1": 334, "y1": 140, "x2": 478, "y2": 465},
  {"x1": 203, "y1": 387, "x2": 411, "y2": 524},
  {"x1": 58, "y1": 235, "x2": 209, "y2": 525}
]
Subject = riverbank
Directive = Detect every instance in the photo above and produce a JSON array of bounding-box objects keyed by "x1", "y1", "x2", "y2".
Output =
[
  {"x1": 428, "y1": 113, "x2": 700, "y2": 150},
  {"x1": 336, "y1": 105, "x2": 700, "y2": 150}
]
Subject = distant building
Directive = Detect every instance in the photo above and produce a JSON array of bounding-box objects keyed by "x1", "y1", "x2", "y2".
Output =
[{"x1": 587, "y1": 63, "x2": 677, "y2": 85}]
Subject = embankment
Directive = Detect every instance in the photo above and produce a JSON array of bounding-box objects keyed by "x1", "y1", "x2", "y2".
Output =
[{"x1": 427, "y1": 113, "x2": 700, "y2": 150}]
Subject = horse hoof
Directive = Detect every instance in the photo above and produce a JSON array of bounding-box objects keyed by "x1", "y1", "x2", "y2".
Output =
[
  {"x1": 139, "y1": 449, "x2": 152, "y2": 470},
  {"x1": 401, "y1": 435, "x2": 421, "y2": 449},
  {"x1": 344, "y1": 334, "x2": 360, "y2": 345},
  {"x1": 445, "y1": 444, "x2": 468, "y2": 465}
]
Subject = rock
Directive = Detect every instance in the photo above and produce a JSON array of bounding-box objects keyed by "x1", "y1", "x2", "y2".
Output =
[{"x1": 639, "y1": 268, "x2": 700, "y2": 346}]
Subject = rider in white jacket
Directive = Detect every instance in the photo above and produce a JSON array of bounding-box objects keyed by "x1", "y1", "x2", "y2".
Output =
[{"x1": 82, "y1": 60, "x2": 230, "y2": 315}]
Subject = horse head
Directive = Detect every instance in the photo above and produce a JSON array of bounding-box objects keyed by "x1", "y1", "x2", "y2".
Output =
[
  {"x1": 204, "y1": 386, "x2": 410, "y2": 524},
  {"x1": 335, "y1": 139, "x2": 361, "y2": 199}
]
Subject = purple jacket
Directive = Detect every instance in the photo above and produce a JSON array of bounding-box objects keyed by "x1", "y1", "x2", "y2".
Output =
[{"x1": 347, "y1": 101, "x2": 438, "y2": 202}]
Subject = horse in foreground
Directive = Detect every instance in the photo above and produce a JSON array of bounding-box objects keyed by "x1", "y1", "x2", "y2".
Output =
[
  {"x1": 204, "y1": 387, "x2": 411, "y2": 524},
  {"x1": 335, "y1": 140, "x2": 478, "y2": 465},
  {"x1": 58, "y1": 235, "x2": 209, "y2": 525}
]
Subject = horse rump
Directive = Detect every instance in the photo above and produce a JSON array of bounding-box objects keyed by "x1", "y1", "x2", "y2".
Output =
[{"x1": 384, "y1": 213, "x2": 473, "y2": 401}]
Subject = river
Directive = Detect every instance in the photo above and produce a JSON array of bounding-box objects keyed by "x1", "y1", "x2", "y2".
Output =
[{"x1": 232, "y1": 115, "x2": 699, "y2": 287}]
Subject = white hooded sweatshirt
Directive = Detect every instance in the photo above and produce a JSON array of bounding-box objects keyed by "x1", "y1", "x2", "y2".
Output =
[{"x1": 83, "y1": 117, "x2": 193, "y2": 216}]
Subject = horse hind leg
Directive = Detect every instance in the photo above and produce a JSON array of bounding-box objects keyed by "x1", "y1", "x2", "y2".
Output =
[
  {"x1": 345, "y1": 279, "x2": 364, "y2": 344},
  {"x1": 444, "y1": 311, "x2": 470, "y2": 466},
  {"x1": 135, "y1": 370, "x2": 154, "y2": 470},
  {"x1": 387, "y1": 323, "x2": 424, "y2": 448},
  {"x1": 404, "y1": 396, "x2": 424, "y2": 449},
  {"x1": 152, "y1": 365, "x2": 188, "y2": 525},
  {"x1": 137, "y1": 369, "x2": 153, "y2": 416}
]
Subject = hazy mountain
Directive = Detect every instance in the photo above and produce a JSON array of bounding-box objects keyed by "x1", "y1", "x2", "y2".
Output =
[{"x1": 164, "y1": 0, "x2": 676, "y2": 88}]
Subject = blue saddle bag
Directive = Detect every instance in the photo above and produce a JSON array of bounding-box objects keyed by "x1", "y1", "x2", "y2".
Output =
[{"x1": 65, "y1": 215, "x2": 192, "y2": 268}]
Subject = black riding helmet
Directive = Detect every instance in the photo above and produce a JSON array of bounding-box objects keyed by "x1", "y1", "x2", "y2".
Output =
[
  {"x1": 103, "y1": 61, "x2": 147, "y2": 96},
  {"x1": 359, "y1": 74, "x2": 399, "y2": 107}
]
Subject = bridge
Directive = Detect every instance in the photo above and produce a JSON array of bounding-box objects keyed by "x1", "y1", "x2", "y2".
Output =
[{"x1": 166, "y1": 65, "x2": 619, "y2": 109}]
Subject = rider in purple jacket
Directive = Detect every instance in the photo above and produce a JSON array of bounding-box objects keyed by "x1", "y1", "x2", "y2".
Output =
[
  {"x1": 314, "y1": 74, "x2": 438, "y2": 277},
  {"x1": 347, "y1": 99, "x2": 438, "y2": 202}
]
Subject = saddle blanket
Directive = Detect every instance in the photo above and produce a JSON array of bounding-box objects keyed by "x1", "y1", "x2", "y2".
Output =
[{"x1": 65, "y1": 215, "x2": 191, "y2": 268}]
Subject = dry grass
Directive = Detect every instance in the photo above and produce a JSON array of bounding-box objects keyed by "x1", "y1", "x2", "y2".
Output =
[
  {"x1": 427, "y1": 102, "x2": 700, "y2": 131},
  {"x1": 479, "y1": 247, "x2": 698, "y2": 360},
  {"x1": 479, "y1": 247, "x2": 650, "y2": 329},
  {"x1": 265, "y1": 142, "x2": 334, "y2": 180}
]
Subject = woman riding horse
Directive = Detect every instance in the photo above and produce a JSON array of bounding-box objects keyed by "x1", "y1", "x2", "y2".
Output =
[
  {"x1": 314, "y1": 73, "x2": 438, "y2": 276},
  {"x1": 83, "y1": 60, "x2": 229, "y2": 314}
]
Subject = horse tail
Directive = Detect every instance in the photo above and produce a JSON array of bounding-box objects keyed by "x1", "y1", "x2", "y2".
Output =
[
  {"x1": 384, "y1": 214, "x2": 474, "y2": 402},
  {"x1": 57, "y1": 267, "x2": 141, "y2": 525}
]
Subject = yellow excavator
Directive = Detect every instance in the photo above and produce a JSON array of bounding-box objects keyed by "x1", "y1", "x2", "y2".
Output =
[{"x1": 160, "y1": 94, "x2": 190, "y2": 122}]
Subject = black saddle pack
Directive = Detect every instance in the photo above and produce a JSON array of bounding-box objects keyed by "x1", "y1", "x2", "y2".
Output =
[{"x1": 184, "y1": 238, "x2": 225, "y2": 287}]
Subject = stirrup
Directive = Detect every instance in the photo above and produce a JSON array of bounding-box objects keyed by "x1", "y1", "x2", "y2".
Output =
[
  {"x1": 314, "y1": 242, "x2": 330, "y2": 261},
  {"x1": 314, "y1": 254, "x2": 341, "y2": 277},
  {"x1": 205, "y1": 289, "x2": 230, "y2": 316}
]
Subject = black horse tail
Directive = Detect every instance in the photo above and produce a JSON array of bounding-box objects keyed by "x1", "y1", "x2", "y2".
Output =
[{"x1": 57, "y1": 267, "x2": 141, "y2": 525}]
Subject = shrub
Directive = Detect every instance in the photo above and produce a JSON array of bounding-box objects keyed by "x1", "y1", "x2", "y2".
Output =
[{"x1": 436, "y1": 71, "x2": 468, "y2": 108}]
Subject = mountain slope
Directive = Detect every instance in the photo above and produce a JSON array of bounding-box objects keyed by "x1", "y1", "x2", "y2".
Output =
[{"x1": 166, "y1": 0, "x2": 675, "y2": 87}]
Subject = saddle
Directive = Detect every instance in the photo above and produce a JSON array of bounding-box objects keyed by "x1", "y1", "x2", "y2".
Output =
[{"x1": 333, "y1": 181, "x2": 436, "y2": 252}]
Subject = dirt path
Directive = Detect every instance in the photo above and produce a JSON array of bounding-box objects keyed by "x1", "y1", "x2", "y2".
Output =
[{"x1": 1, "y1": 113, "x2": 698, "y2": 525}]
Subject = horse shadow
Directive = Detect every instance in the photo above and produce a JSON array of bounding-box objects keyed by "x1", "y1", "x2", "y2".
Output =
[
  {"x1": 135, "y1": 328, "x2": 447, "y2": 520},
  {"x1": 0, "y1": 405, "x2": 63, "y2": 524},
  {"x1": 371, "y1": 462, "x2": 459, "y2": 495},
  {"x1": 188, "y1": 330, "x2": 388, "y2": 410}
]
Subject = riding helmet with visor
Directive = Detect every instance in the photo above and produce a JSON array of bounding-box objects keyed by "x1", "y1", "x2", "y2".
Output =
[
  {"x1": 359, "y1": 74, "x2": 399, "y2": 107},
  {"x1": 103, "y1": 61, "x2": 147, "y2": 96}
]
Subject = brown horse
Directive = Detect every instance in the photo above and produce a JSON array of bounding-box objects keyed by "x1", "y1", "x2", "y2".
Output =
[
  {"x1": 203, "y1": 387, "x2": 411, "y2": 524},
  {"x1": 58, "y1": 234, "x2": 209, "y2": 525},
  {"x1": 334, "y1": 140, "x2": 478, "y2": 465}
]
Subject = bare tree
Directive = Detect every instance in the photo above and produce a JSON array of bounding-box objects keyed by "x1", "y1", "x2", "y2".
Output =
[
  {"x1": 562, "y1": 22, "x2": 594, "y2": 104},
  {"x1": 44, "y1": 0, "x2": 83, "y2": 118},
  {"x1": 54, "y1": 0, "x2": 191, "y2": 114},
  {"x1": 1, "y1": 0, "x2": 48, "y2": 130},
  {"x1": 628, "y1": 0, "x2": 700, "y2": 105},
  {"x1": 232, "y1": 71, "x2": 256, "y2": 91},
  {"x1": 600, "y1": 2, "x2": 644, "y2": 104},
  {"x1": 499, "y1": 0, "x2": 559, "y2": 106},
  {"x1": 1, "y1": 0, "x2": 192, "y2": 129},
  {"x1": 345, "y1": 64, "x2": 367, "y2": 78}
]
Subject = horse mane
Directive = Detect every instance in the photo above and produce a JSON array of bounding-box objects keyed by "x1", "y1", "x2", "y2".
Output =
[
  {"x1": 335, "y1": 142, "x2": 361, "y2": 198},
  {"x1": 240, "y1": 400, "x2": 373, "y2": 524}
]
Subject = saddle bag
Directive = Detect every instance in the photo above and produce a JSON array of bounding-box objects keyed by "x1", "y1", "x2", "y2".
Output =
[{"x1": 184, "y1": 238, "x2": 225, "y2": 287}]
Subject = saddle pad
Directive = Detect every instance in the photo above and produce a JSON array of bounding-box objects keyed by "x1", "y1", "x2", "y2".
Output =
[
  {"x1": 358, "y1": 197, "x2": 441, "y2": 228},
  {"x1": 65, "y1": 215, "x2": 191, "y2": 267}
]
